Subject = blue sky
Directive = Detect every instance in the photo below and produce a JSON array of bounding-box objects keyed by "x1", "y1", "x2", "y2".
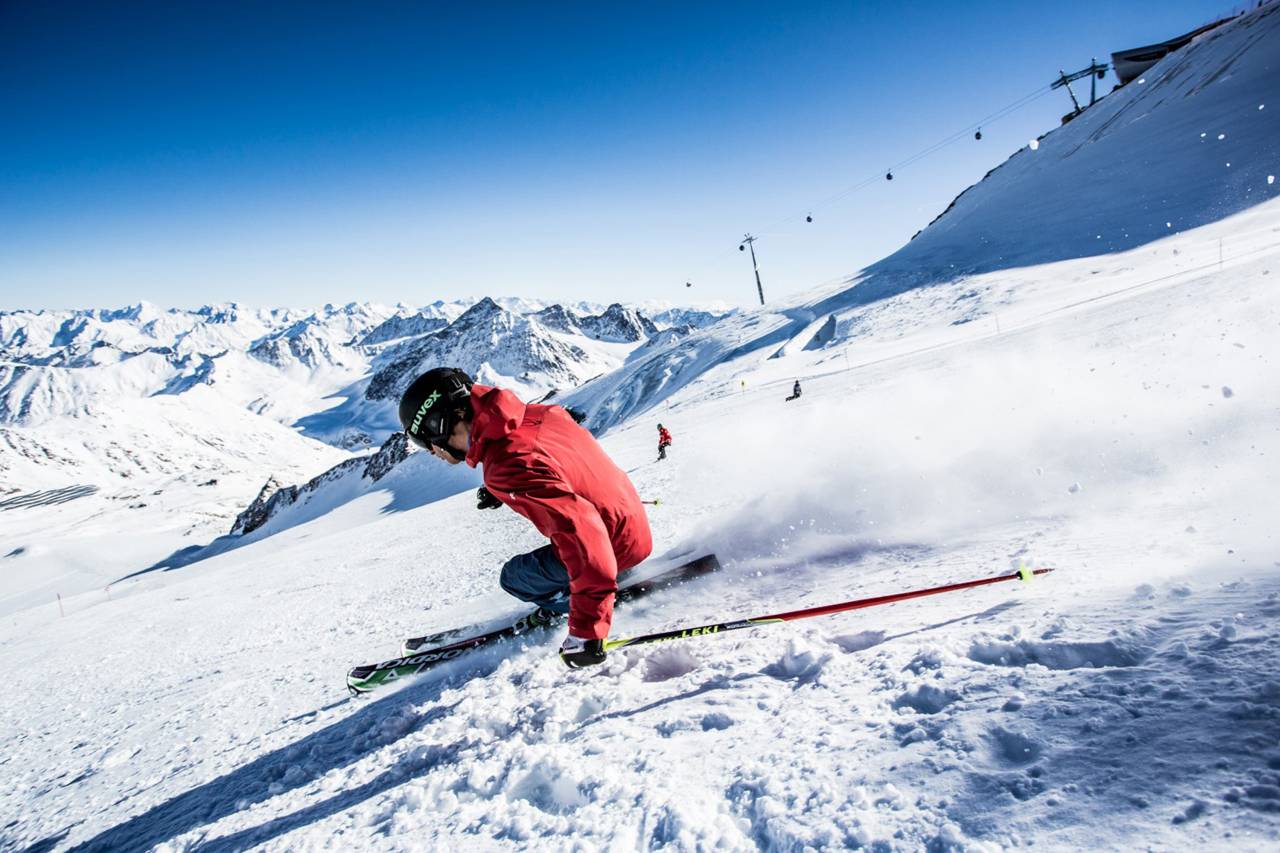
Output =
[{"x1": 0, "y1": 1, "x2": 1233, "y2": 310}]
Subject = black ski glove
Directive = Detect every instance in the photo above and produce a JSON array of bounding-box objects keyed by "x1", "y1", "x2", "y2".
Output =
[
  {"x1": 559, "y1": 634, "x2": 607, "y2": 668},
  {"x1": 476, "y1": 487, "x2": 503, "y2": 510}
]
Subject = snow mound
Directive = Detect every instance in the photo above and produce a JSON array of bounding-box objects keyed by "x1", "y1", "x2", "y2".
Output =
[{"x1": 967, "y1": 634, "x2": 1155, "y2": 670}]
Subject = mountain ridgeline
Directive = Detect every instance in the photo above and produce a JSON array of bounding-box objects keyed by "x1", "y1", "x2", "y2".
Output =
[
  {"x1": 0, "y1": 295, "x2": 731, "y2": 538},
  {"x1": 363, "y1": 299, "x2": 665, "y2": 403},
  {"x1": 0, "y1": 297, "x2": 731, "y2": 436}
]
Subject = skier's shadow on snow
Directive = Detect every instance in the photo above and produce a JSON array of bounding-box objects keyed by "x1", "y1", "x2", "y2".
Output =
[{"x1": 58, "y1": 649, "x2": 511, "y2": 853}]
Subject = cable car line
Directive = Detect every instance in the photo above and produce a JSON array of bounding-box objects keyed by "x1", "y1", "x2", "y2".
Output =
[{"x1": 681, "y1": 81, "x2": 1058, "y2": 298}]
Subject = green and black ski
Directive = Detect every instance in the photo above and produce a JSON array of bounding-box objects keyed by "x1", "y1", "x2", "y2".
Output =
[{"x1": 346, "y1": 553, "x2": 720, "y2": 694}]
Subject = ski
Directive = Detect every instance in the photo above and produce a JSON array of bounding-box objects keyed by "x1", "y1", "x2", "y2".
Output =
[
  {"x1": 346, "y1": 553, "x2": 720, "y2": 694},
  {"x1": 399, "y1": 552, "x2": 720, "y2": 654}
]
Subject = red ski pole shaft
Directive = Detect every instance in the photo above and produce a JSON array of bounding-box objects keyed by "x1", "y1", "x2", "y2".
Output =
[{"x1": 604, "y1": 567, "x2": 1053, "y2": 652}]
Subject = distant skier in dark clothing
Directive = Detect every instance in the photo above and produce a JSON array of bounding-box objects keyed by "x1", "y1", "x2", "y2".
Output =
[
  {"x1": 399, "y1": 368, "x2": 652, "y2": 668},
  {"x1": 657, "y1": 423, "x2": 673, "y2": 461},
  {"x1": 786, "y1": 380, "x2": 802, "y2": 402}
]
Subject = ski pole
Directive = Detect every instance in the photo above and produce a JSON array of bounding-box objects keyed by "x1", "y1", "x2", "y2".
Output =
[
  {"x1": 642, "y1": 499, "x2": 662, "y2": 506},
  {"x1": 604, "y1": 566, "x2": 1053, "y2": 652}
]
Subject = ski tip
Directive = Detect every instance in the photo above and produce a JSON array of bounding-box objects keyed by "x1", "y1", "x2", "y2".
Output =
[
  {"x1": 346, "y1": 665, "x2": 382, "y2": 695},
  {"x1": 685, "y1": 553, "x2": 721, "y2": 573}
]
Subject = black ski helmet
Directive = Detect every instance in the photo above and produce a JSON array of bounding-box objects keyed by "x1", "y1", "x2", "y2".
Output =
[{"x1": 398, "y1": 367, "x2": 474, "y2": 453}]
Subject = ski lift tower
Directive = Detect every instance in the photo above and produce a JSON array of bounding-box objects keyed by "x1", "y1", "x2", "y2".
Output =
[
  {"x1": 1052, "y1": 58, "x2": 1109, "y2": 122},
  {"x1": 739, "y1": 234, "x2": 766, "y2": 305}
]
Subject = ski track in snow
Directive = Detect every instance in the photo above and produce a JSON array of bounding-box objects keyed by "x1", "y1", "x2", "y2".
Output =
[{"x1": 0, "y1": 485, "x2": 98, "y2": 511}]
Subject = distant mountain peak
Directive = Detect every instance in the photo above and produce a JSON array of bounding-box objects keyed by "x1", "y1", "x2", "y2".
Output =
[
  {"x1": 462, "y1": 296, "x2": 503, "y2": 316},
  {"x1": 532, "y1": 304, "x2": 583, "y2": 334},
  {"x1": 578, "y1": 303, "x2": 659, "y2": 342}
]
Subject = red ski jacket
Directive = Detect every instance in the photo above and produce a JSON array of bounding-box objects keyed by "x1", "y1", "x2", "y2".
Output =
[
  {"x1": 657, "y1": 428, "x2": 672, "y2": 447},
  {"x1": 465, "y1": 384, "x2": 653, "y2": 639}
]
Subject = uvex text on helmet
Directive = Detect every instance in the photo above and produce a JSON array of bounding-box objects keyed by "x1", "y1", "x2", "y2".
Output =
[{"x1": 398, "y1": 367, "x2": 474, "y2": 449}]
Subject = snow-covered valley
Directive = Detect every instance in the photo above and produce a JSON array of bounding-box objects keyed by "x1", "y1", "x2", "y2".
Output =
[{"x1": 3, "y1": 4, "x2": 1280, "y2": 851}]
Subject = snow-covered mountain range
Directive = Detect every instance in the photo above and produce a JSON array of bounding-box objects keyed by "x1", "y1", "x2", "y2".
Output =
[
  {"x1": 3, "y1": 5, "x2": 1279, "y2": 850},
  {"x1": 0, "y1": 296, "x2": 731, "y2": 610},
  {"x1": 0, "y1": 297, "x2": 727, "y2": 437}
]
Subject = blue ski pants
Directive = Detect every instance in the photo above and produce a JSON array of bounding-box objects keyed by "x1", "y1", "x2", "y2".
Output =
[{"x1": 499, "y1": 545, "x2": 571, "y2": 613}]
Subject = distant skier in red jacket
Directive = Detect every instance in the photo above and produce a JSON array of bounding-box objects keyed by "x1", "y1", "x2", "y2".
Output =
[
  {"x1": 399, "y1": 368, "x2": 652, "y2": 668},
  {"x1": 656, "y1": 423, "x2": 673, "y2": 461}
]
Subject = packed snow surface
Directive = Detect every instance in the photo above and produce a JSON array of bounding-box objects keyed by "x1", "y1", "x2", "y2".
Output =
[
  {"x1": 3, "y1": 199, "x2": 1277, "y2": 849},
  {"x1": 3, "y1": 5, "x2": 1280, "y2": 851}
]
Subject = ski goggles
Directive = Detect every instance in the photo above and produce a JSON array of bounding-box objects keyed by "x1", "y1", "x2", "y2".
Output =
[{"x1": 406, "y1": 407, "x2": 451, "y2": 450}]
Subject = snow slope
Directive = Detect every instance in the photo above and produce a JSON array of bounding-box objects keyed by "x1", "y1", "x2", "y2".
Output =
[
  {"x1": 0, "y1": 388, "x2": 353, "y2": 618},
  {"x1": 4, "y1": 196, "x2": 1277, "y2": 850},
  {"x1": 3, "y1": 6, "x2": 1280, "y2": 851},
  {"x1": 569, "y1": 3, "x2": 1280, "y2": 432}
]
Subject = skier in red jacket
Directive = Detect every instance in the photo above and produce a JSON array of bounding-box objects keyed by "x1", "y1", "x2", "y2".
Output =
[
  {"x1": 398, "y1": 368, "x2": 652, "y2": 668},
  {"x1": 656, "y1": 423, "x2": 673, "y2": 461}
]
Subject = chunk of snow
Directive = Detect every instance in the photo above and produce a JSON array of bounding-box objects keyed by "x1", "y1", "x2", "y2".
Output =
[
  {"x1": 763, "y1": 638, "x2": 830, "y2": 682},
  {"x1": 893, "y1": 684, "x2": 959, "y2": 714},
  {"x1": 969, "y1": 636, "x2": 1153, "y2": 669},
  {"x1": 1172, "y1": 800, "x2": 1209, "y2": 824},
  {"x1": 833, "y1": 630, "x2": 885, "y2": 652},
  {"x1": 1028, "y1": 139, "x2": 1039, "y2": 151},
  {"x1": 1221, "y1": 386, "x2": 1234, "y2": 398},
  {"x1": 700, "y1": 712, "x2": 734, "y2": 731},
  {"x1": 1068, "y1": 482, "x2": 1082, "y2": 494}
]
